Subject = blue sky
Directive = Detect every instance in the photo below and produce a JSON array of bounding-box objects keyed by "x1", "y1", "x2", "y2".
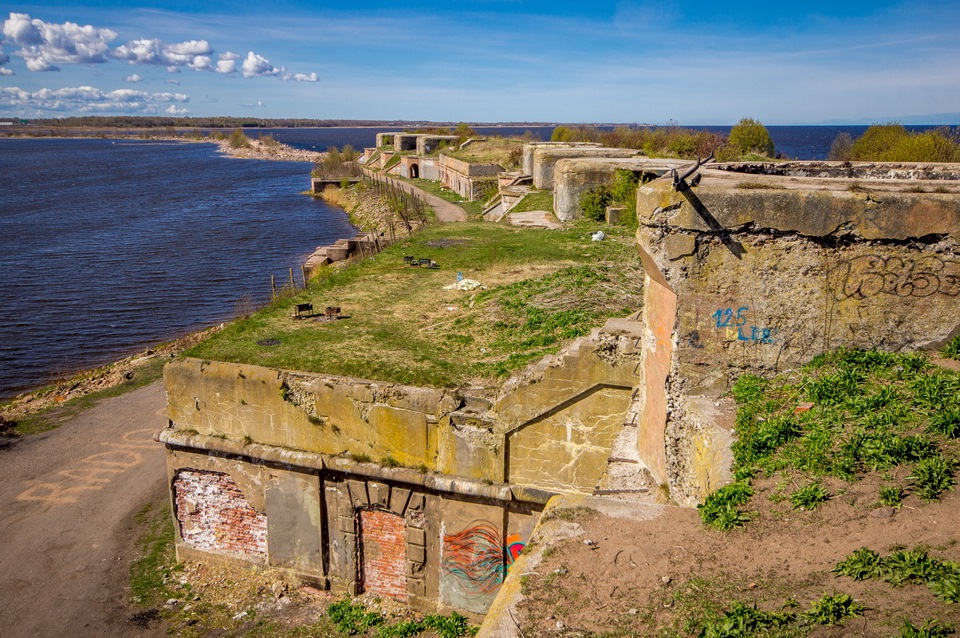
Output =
[{"x1": 1, "y1": 1, "x2": 958, "y2": 124}]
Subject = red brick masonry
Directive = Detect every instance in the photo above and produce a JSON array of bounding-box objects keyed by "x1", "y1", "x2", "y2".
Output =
[
  {"x1": 173, "y1": 469, "x2": 267, "y2": 560},
  {"x1": 360, "y1": 509, "x2": 407, "y2": 601}
]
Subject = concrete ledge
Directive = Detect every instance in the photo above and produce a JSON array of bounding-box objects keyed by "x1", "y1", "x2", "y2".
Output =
[{"x1": 156, "y1": 429, "x2": 557, "y2": 505}]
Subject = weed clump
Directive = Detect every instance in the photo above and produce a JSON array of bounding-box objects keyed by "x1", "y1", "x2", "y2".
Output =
[
  {"x1": 835, "y1": 546, "x2": 960, "y2": 604},
  {"x1": 703, "y1": 347, "x2": 960, "y2": 530}
]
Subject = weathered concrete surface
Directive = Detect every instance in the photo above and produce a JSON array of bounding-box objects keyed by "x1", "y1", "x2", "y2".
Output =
[
  {"x1": 161, "y1": 311, "x2": 648, "y2": 613},
  {"x1": 636, "y1": 162, "x2": 960, "y2": 505},
  {"x1": 531, "y1": 146, "x2": 638, "y2": 190},
  {"x1": 477, "y1": 494, "x2": 688, "y2": 638},
  {"x1": 553, "y1": 157, "x2": 688, "y2": 221},
  {"x1": 0, "y1": 381, "x2": 168, "y2": 638},
  {"x1": 521, "y1": 142, "x2": 602, "y2": 177}
]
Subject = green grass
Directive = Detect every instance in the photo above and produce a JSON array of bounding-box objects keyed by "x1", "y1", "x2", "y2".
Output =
[
  {"x1": 835, "y1": 546, "x2": 960, "y2": 604},
  {"x1": 10, "y1": 357, "x2": 166, "y2": 435},
  {"x1": 701, "y1": 347, "x2": 960, "y2": 529},
  {"x1": 185, "y1": 222, "x2": 643, "y2": 388},
  {"x1": 130, "y1": 499, "x2": 179, "y2": 608},
  {"x1": 510, "y1": 190, "x2": 554, "y2": 214},
  {"x1": 943, "y1": 335, "x2": 960, "y2": 361}
]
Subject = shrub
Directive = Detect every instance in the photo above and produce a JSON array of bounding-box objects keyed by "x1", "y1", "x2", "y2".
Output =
[
  {"x1": 699, "y1": 602, "x2": 795, "y2": 637},
  {"x1": 727, "y1": 118, "x2": 775, "y2": 158},
  {"x1": 829, "y1": 132, "x2": 854, "y2": 161},
  {"x1": 227, "y1": 127, "x2": 249, "y2": 149},
  {"x1": 899, "y1": 618, "x2": 956, "y2": 637},
  {"x1": 841, "y1": 123, "x2": 960, "y2": 162}
]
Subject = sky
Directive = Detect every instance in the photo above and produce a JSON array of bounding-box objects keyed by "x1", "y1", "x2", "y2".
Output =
[{"x1": 1, "y1": 1, "x2": 959, "y2": 125}]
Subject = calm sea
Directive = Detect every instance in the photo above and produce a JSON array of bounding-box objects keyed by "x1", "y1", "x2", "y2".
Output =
[
  {"x1": 0, "y1": 124, "x2": 939, "y2": 399},
  {"x1": 0, "y1": 138, "x2": 356, "y2": 400}
]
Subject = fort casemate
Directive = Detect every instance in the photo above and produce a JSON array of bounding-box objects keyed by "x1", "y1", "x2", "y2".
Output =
[{"x1": 157, "y1": 146, "x2": 960, "y2": 624}]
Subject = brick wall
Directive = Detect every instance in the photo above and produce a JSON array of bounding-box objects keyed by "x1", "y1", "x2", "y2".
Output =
[
  {"x1": 173, "y1": 469, "x2": 267, "y2": 560},
  {"x1": 359, "y1": 509, "x2": 407, "y2": 601}
]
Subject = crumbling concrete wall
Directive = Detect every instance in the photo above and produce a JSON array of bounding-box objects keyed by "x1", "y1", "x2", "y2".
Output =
[
  {"x1": 437, "y1": 154, "x2": 502, "y2": 201},
  {"x1": 531, "y1": 146, "x2": 638, "y2": 190},
  {"x1": 521, "y1": 142, "x2": 602, "y2": 177},
  {"x1": 552, "y1": 157, "x2": 688, "y2": 222},
  {"x1": 417, "y1": 136, "x2": 459, "y2": 156},
  {"x1": 161, "y1": 312, "x2": 647, "y2": 611},
  {"x1": 635, "y1": 162, "x2": 960, "y2": 506}
]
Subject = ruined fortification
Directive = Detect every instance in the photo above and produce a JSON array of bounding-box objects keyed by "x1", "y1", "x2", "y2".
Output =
[{"x1": 158, "y1": 150, "x2": 960, "y2": 623}]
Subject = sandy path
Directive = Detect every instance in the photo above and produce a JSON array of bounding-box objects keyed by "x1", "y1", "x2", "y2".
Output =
[{"x1": 0, "y1": 381, "x2": 169, "y2": 638}]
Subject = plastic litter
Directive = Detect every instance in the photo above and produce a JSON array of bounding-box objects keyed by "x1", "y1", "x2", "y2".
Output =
[
  {"x1": 443, "y1": 278, "x2": 484, "y2": 291},
  {"x1": 591, "y1": 231, "x2": 606, "y2": 241}
]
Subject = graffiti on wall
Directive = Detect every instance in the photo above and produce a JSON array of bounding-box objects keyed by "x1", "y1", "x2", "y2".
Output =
[
  {"x1": 440, "y1": 521, "x2": 527, "y2": 599},
  {"x1": 828, "y1": 255, "x2": 960, "y2": 300},
  {"x1": 712, "y1": 306, "x2": 776, "y2": 344}
]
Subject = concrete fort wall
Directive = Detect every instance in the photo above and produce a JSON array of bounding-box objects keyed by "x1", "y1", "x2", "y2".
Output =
[
  {"x1": 437, "y1": 155, "x2": 502, "y2": 201},
  {"x1": 634, "y1": 161, "x2": 960, "y2": 505},
  {"x1": 531, "y1": 146, "x2": 638, "y2": 190},
  {"x1": 160, "y1": 316, "x2": 649, "y2": 613},
  {"x1": 552, "y1": 157, "x2": 689, "y2": 222}
]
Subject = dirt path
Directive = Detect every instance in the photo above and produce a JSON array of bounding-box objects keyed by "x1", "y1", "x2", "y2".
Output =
[
  {"x1": 361, "y1": 168, "x2": 468, "y2": 222},
  {"x1": 0, "y1": 381, "x2": 169, "y2": 638}
]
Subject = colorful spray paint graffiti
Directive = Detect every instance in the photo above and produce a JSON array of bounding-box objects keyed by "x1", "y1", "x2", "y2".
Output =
[{"x1": 440, "y1": 521, "x2": 527, "y2": 602}]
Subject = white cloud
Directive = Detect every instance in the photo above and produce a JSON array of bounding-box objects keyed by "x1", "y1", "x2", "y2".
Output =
[
  {"x1": 216, "y1": 51, "x2": 240, "y2": 74},
  {"x1": 124, "y1": 73, "x2": 142, "y2": 83},
  {"x1": 112, "y1": 38, "x2": 214, "y2": 71},
  {"x1": 241, "y1": 51, "x2": 281, "y2": 78},
  {"x1": 0, "y1": 68, "x2": 13, "y2": 76},
  {"x1": 165, "y1": 104, "x2": 189, "y2": 115},
  {"x1": 2, "y1": 12, "x2": 117, "y2": 72},
  {"x1": 166, "y1": 66, "x2": 180, "y2": 73},
  {"x1": 166, "y1": 78, "x2": 180, "y2": 85},
  {"x1": 0, "y1": 84, "x2": 189, "y2": 114},
  {"x1": 242, "y1": 99, "x2": 267, "y2": 108},
  {"x1": 282, "y1": 71, "x2": 318, "y2": 82}
]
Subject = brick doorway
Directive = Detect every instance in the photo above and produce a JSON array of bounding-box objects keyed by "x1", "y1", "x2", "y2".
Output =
[{"x1": 358, "y1": 509, "x2": 407, "y2": 601}]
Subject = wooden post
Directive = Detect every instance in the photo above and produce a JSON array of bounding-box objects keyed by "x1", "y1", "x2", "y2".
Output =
[
  {"x1": 271, "y1": 275, "x2": 276, "y2": 300},
  {"x1": 301, "y1": 264, "x2": 308, "y2": 289},
  {"x1": 289, "y1": 268, "x2": 295, "y2": 289}
]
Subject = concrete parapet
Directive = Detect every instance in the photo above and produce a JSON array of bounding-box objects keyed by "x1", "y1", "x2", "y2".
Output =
[
  {"x1": 531, "y1": 146, "x2": 638, "y2": 190},
  {"x1": 417, "y1": 136, "x2": 459, "y2": 156},
  {"x1": 553, "y1": 157, "x2": 687, "y2": 221},
  {"x1": 521, "y1": 141, "x2": 602, "y2": 176},
  {"x1": 634, "y1": 161, "x2": 960, "y2": 505}
]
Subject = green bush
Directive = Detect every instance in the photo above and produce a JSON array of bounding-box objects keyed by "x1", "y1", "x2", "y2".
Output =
[
  {"x1": 327, "y1": 599, "x2": 384, "y2": 635},
  {"x1": 909, "y1": 455, "x2": 956, "y2": 501},
  {"x1": 727, "y1": 118, "x2": 774, "y2": 158},
  {"x1": 837, "y1": 123, "x2": 960, "y2": 162},
  {"x1": 899, "y1": 618, "x2": 955, "y2": 638},
  {"x1": 228, "y1": 127, "x2": 249, "y2": 149}
]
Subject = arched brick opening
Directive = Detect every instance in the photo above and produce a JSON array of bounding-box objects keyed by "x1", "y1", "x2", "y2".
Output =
[{"x1": 410, "y1": 163, "x2": 420, "y2": 179}]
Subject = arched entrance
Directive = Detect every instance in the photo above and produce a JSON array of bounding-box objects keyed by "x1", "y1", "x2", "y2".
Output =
[{"x1": 410, "y1": 163, "x2": 420, "y2": 179}]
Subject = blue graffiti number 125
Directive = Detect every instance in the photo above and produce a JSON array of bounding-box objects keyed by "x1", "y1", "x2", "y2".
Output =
[{"x1": 712, "y1": 306, "x2": 749, "y2": 328}]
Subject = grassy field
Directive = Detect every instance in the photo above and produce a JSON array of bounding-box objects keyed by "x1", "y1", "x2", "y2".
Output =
[{"x1": 185, "y1": 221, "x2": 643, "y2": 388}]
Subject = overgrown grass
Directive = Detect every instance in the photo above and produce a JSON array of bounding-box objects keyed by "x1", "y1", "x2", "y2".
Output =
[
  {"x1": 185, "y1": 222, "x2": 643, "y2": 388},
  {"x1": 509, "y1": 190, "x2": 554, "y2": 214},
  {"x1": 130, "y1": 499, "x2": 180, "y2": 608},
  {"x1": 10, "y1": 357, "x2": 166, "y2": 435},
  {"x1": 701, "y1": 348, "x2": 960, "y2": 528}
]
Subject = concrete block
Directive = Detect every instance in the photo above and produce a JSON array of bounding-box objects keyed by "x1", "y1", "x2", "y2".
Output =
[
  {"x1": 390, "y1": 488, "x2": 411, "y2": 516},
  {"x1": 406, "y1": 527, "x2": 426, "y2": 547},
  {"x1": 368, "y1": 482, "x2": 390, "y2": 509},
  {"x1": 347, "y1": 480, "x2": 368, "y2": 507}
]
